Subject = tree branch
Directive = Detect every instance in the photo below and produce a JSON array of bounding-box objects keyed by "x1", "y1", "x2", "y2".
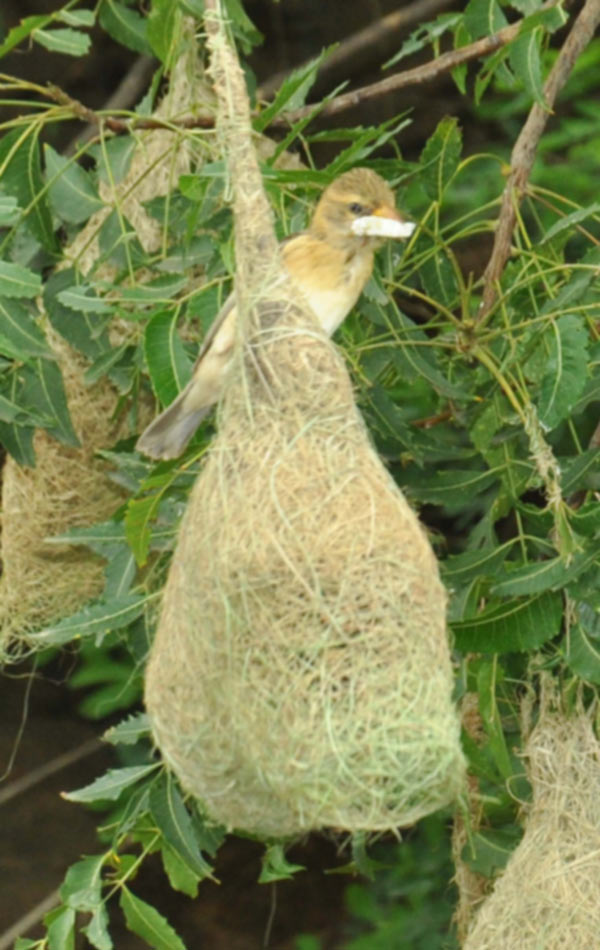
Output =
[
  {"x1": 257, "y1": 0, "x2": 456, "y2": 100},
  {"x1": 479, "y1": 0, "x2": 600, "y2": 318}
]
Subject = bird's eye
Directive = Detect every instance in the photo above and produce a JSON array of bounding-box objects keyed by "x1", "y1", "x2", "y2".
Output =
[{"x1": 349, "y1": 202, "x2": 367, "y2": 215}]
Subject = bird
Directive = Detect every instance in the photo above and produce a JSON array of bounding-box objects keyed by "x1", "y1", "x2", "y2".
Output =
[{"x1": 136, "y1": 167, "x2": 415, "y2": 459}]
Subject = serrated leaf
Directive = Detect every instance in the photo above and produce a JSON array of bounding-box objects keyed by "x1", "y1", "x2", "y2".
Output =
[
  {"x1": 104, "y1": 712, "x2": 150, "y2": 746},
  {"x1": 452, "y1": 590, "x2": 562, "y2": 653},
  {"x1": 46, "y1": 904, "x2": 75, "y2": 950},
  {"x1": 147, "y1": 0, "x2": 180, "y2": 65},
  {"x1": 58, "y1": 9, "x2": 96, "y2": 27},
  {"x1": 144, "y1": 309, "x2": 192, "y2": 405},
  {"x1": 83, "y1": 904, "x2": 113, "y2": 950},
  {"x1": 44, "y1": 145, "x2": 103, "y2": 224},
  {"x1": 99, "y1": 0, "x2": 152, "y2": 55},
  {"x1": 442, "y1": 544, "x2": 512, "y2": 586},
  {"x1": 420, "y1": 116, "x2": 462, "y2": 201},
  {"x1": 563, "y1": 618, "x2": 600, "y2": 684},
  {"x1": 21, "y1": 358, "x2": 79, "y2": 446},
  {"x1": 120, "y1": 887, "x2": 186, "y2": 950},
  {"x1": 64, "y1": 763, "x2": 158, "y2": 803},
  {"x1": 57, "y1": 284, "x2": 114, "y2": 314},
  {"x1": 477, "y1": 660, "x2": 513, "y2": 779},
  {"x1": 34, "y1": 27, "x2": 91, "y2": 56},
  {"x1": 0, "y1": 415, "x2": 36, "y2": 465},
  {"x1": 47, "y1": 520, "x2": 128, "y2": 556},
  {"x1": 31, "y1": 594, "x2": 147, "y2": 647},
  {"x1": 126, "y1": 491, "x2": 163, "y2": 567},
  {"x1": 258, "y1": 844, "x2": 305, "y2": 883},
  {"x1": 0, "y1": 14, "x2": 49, "y2": 58},
  {"x1": 543, "y1": 202, "x2": 600, "y2": 243},
  {"x1": 0, "y1": 298, "x2": 52, "y2": 358},
  {"x1": 255, "y1": 46, "x2": 336, "y2": 132},
  {"x1": 119, "y1": 275, "x2": 188, "y2": 306},
  {"x1": 90, "y1": 135, "x2": 136, "y2": 186},
  {"x1": 509, "y1": 26, "x2": 545, "y2": 105},
  {"x1": 390, "y1": 305, "x2": 469, "y2": 399},
  {"x1": 61, "y1": 855, "x2": 105, "y2": 911},
  {"x1": 160, "y1": 843, "x2": 200, "y2": 898},
  {"x1": 464, "y1": 0, "x2": 508, "y2": 40},
  {"x1": 418, "y1": 249, "x2": 459, "y2": 306},
  {"x1": 538, "y1": 315, "x2": 589, "y2": 429},
  {"x1": 0, "y1": 128, "x2": 56, "y2": 249},
  {"x1": 0, "y1": 261, "x2": 42, "y2": 298},
  {"x1": 402, "y1": 467, "x2": 499, "y2": 508},
  {"x1": 561, "y1": 448, "x2": 600, "y2": 494},
  {"x1": 44, "y1": 269, "x2": 110, "y2": 357},
  {"x1": 492, "y1": 545, "x2": 600, "y2": 597},
  {"x1": 150, "y1": 773, "x2": 214, "y2": 879}
]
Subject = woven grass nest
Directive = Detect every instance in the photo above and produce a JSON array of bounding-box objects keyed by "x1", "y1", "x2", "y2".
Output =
[
  {"x1": 463, "y1": 700, "x2": 600, "y2": 949},
  {"x1": 145, "y1": 292, "x2": 465, "y2": 837}
]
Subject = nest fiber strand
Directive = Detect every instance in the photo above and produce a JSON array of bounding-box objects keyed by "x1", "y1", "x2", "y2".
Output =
[
  {"x1": 463, "y1": 704, "x2": 600, "y2": 950},
  {"x1": 145, "y1": 299, "x2": 465, "y2": 836}
]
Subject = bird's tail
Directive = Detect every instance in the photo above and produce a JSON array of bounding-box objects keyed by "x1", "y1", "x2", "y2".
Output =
[{"x1": 136, "y1": 387, "x2": 211, "y2": 460}]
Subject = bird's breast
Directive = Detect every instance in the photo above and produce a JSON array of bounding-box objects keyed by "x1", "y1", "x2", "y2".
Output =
[{"x1": 284, "y1": 241, "x2": 373, "y2": 336}]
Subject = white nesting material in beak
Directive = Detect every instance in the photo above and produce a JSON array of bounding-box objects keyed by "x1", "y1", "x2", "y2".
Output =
[{"x1": 351, "y1": 216, "x2": 416, "y2": 239}]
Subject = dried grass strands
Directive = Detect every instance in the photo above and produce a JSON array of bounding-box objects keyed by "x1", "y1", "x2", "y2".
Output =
[{"x1": 463, "y1": 702, "x2": 600, "y2": 950}]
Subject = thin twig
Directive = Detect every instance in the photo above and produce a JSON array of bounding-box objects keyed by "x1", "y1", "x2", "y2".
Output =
[
  {"x1": 479, "y1": 0, "x2": 600, "y2": 317},
  {"x1": 39, "y1": 6, "x2": 559, "y2": 141},
  {"x1": 0, "y1": 736, "x2": 101, "y2": 807},
  {"x1": 0, "y1": 888, "x2": 61, "y2": 950},
  {"x1": 257, "y1": 0, "x2": 455, "y2": 100}
]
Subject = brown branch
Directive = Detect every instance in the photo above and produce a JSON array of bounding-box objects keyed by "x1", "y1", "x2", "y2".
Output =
[
  {"x1": 479, "y1": 0, "x2": 600, "y2": 318},
  {"x1": 257, "y1": 0, "x2": 456, "y2": 100},
  {"x1": 268, "y1": 17, "x2": 531, "y2": 128}
]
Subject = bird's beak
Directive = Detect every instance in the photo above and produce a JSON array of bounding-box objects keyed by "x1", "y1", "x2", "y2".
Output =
[{"x1": 351, "y1": 205, "x2": 416, "y2": 240}]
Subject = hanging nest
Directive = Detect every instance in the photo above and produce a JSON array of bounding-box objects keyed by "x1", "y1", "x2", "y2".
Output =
[
  {"x1": 145, "y1": 289, "x2": 465, "y2": 836},
  {"x1": 0, "y1": 335, "x2": 133, "y2": 652},
  {"x1": 463, "y1": 697, "x2": 600, "y2": 950}
]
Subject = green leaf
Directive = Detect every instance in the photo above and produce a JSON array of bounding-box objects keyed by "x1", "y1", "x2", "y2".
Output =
[
  {"x1": 46, "y1": 904, "x2": 75, "y2": 950},
  {"x1": 56, "y1": 284, "x2": 114, "y2": 314},
  {"x1": 144, "y1": 309, "x2": 192, "y2": 405},
  {"x1": 34, "y1": 27, "x2": 91, "y2": 56},
  {"x1": 420, "y1": 116, "x2": 463, "y2": 201},
  {"x1": 150, "y1": 773, "x2": 214, "y2": 879},
  {"x1": 104, "y1": 711, "x2": 151, "y2": 746},
  {"x1": 453, "y1": 591, "x2": 562, "y2": 653},
  {"x1": 442, "y1": 544, "x2": 512, "y2": 586},
  {"x1": 147, "y1": 0, "x2": 180, "y2": 64},
  {"x1": 0, "y1": 298, "x2": 52, "y2": 359},
  {"x1": 418, "y1": 249, "x2": 459, "y2": 306},
  {"x1": 64, "y1": 763, "x2": 158, "y2": 803},
  {"x1": 0, "y1": 194, "x2": 21, "y2": 226},
  {"x1": 258, "y1": 844, "x2": 305, "y2": 883},
  {"x1": 61, "y1": 855, "x2": 105, "y2": 911},
  {"x1": 254, "y1": 46, "x2": 336, "y2": 132},
  {"x1": 120, "y1": 886, "x2": 186, "y2": 950},
  {"x1": 543, "y1": 202, "x2": 600, "y2": 243},
  {"x1": 477, "y1": 660, "x2": 513, "y2": 779},
  {"x1": 83, "y1": 905, "x2": 113, "y2": 950},
  {"x1": 44, "y1": 145, "x2": 103, "y2": 224},
  {"x1": 0, "y1": 261, "x2": 42, "y2": 298},
  {"x1": 492, "y1": 546, "x2": 600, "y2": 597},
  {"x1": 0, "y1": 390, "x2": 37, "y2": 424},
  {"x1": 0, "y1": 415, "x2": 36, "y2": 465},
  {"x1": 0, "y1": 14, "x2": 49, "y2": 58},
  {"x1": 509, "y1": 26, "x2": 545, "y2": 106},
  {"x1": 99, "y1": 0, "x2": 153, "y2": 55},
  {"x1": 561, "y1": 448, "x2": 600, "y2": 494},
  {"x1": 119, "y1": 275, "x2": 189, "y2": 306},
  {"x1": 91, "y1": 135, "x2": 136, "y2": 186},
  {"x1": 401, "y1": 468, "x2": 499, "y2": 508},
  {"x1": 0, "y1": 127, "x2": 56, "y2": 249},
  {"x1": 58, "y1": 9, "x2": 96, "y2": 27},
  {"x1": 161, "y1": 843, "x2": 200, "y2": 897},
  {"x1": 44, "y1": 269, "x2": 110, "y2": 357},
  {"x1": 390, "y1": 306, "x2": 469, "y2": 399},
  {"x1": 563, "y1": 601, "x2": 600, "y2": 684},
  {"x1": 31, "y1": 594, "x2": 147, "y2": 647},
  {"x1": 21, "y1": 359, "x2": 80, "y2": 446},
  {"x1": 462, "y1": 826, "x2": 522, "y2": 877},
  {"x1": 464, "y1": 0, "x2": 508, "y2": 40},
  {"x1": 537, "y1": 315, "x2": 589, "y2": 430}
]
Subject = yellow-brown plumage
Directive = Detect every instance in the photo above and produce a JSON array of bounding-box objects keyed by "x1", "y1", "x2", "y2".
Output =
[{"x1": 136, "y1": 168, "x2": 412, "y2": 459}]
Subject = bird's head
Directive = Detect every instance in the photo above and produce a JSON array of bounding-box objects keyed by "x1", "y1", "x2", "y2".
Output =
[{"x1": 309, "y1": 167, "x2": 415, "y2": 252}]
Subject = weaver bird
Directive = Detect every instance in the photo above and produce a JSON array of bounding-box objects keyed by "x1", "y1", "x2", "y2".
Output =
[{"x1": 136, "y1": 167, "x2": 414, "y2": 459}]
